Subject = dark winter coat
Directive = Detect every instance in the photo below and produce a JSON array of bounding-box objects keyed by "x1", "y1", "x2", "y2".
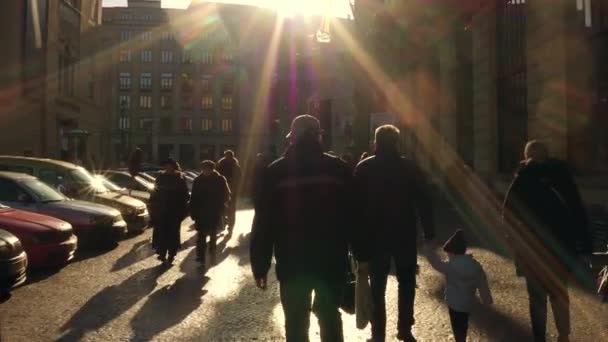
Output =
[
  {"x1": 502, "y1": 159, "x2": 592, "y2": 275},
  {"x1": 217, "y1": 157, "x2": 242, "y2": 190},
  {"x1": 353, "y1": 151, "x2": 435, "y2": 263},
  {"x1": 189, "y1": 171, "x2": 230, "y2": 233},
  {"x1": 250, "y1": 143, "x2": 368, "y2": 282},
  {"x1": 149, "y1": 172, "x2": 190, "y2": 251}
]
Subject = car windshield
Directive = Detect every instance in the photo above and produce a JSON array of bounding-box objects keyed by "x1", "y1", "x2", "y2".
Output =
[
  {"x1": 71, "y1": 168, "x2": 108, "y2": 194},
  {"x1": 21, "y1": 179, "x2": 66, "y2": 203},
  {"x1": 95, "y1": 176, "x2": 122, "y2": 192}
]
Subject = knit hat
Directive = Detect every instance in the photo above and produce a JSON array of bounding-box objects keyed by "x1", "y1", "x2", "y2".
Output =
[{"x1": 443, "y1": 229, "x2": 467, "y2": 254}]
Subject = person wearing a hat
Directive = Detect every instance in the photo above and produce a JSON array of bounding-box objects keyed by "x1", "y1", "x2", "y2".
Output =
[
  {"x1": 149, "y1": 158, "x2": 190, "y2": 265},
  {"x1": 251, "y1": 115, "x2": 370, "y2": 342},
  {"x1": 424, "y1": 230, "x2": 493, "y2": 342}
]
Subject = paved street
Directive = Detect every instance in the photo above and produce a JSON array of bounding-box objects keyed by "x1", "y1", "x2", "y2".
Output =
[{"x1": 1, "y1": 206, "x2": 607, "y2": 341}]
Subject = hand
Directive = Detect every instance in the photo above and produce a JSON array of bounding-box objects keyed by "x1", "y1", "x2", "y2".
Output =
[{"x1": 255, "y1": 276, "x2": 268, "y2": 290}]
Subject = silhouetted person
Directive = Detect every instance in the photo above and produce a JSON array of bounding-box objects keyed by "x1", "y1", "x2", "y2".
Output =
[
  {"x1": 503, "y1": 140, "x2": 592, "y2": 342},
  {"x1": 252, "y1": 153, "x2": 270, "y2": 210},
  {"x1": 217, "y1": 150, "x2": 241, "y2": 231},
  {"x1": 149, "y1": 158, "x2": 189, "y2": 265},
  {"x1": 354, "y1": 125, "x2": 435, "y2": 342},
  {"x1": 190, "y1": 160, "x2": 230, "y2": 268},
  {"x1": 128, "y1": 148, "x2": 143, "y2": 177},
  {"x1": 251, "y1": 115, "x2": 369, "y2": 342},
  {"x1": 424, "y1": 230, "x2": 493, "y2": 342}
]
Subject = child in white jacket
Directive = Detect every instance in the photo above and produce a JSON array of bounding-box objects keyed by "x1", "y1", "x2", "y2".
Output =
[{"x1": 424, "y1": 229, "x2": 493, "y2": 342}]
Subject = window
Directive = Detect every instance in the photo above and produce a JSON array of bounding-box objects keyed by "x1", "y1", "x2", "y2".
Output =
[
  {"x1": 119, "y1": 72, "x2": 131, "y2": 89},
  {"x1": 160, "y1": 117, "x2": 172, "y2": 134},
  {"x1": 201, "y1": 51, "x2": 213, "y2": 65},
  {"x1": 201, "y1": 95, "x2": 214, "y2": 110},
  {"x1": 117, "y1": 116, "x2": 130, "y2": 130},
  {"x1": 161, "y1": 31, "x2": 171, "y2": 40},
  {"x1": 139, "y1": 95, "x2": 152, "y2": 109},
  {"x1": 119, "y1": 12, "x2": 132, "y2": 21},
  {"x1": 181, "y1": 73, "x2": 193, "y2": 92},
  {"x1": 222, "y1": 50, "x2": 234, "y2": 63},
  {"x1": 141, "y1": 14, "x2": 153, "y2": 21},
  {"x1": 141, "y1": 50, "x2": 152, "y2": 63},
  {"x1": 140, "y1": 73, "x2": 152, "y2": 90},
  {"x1": 141, "y1": 31, "x2": 152, "y2": 41},
  {"x1": 221, "y1": 119, "x2": 233, "y2": 133},
  {"x1": 161, "y1": 73, "x2": 173, "y2": 90},
  {"x1": 182, "y1": 50, "x2": 192, "y2": 64},
  {"x1": 221, "y1": 96, "x2": 233, "y2": 111},
  {"x1": 139, "y1": 118, "x2": 154, "y2": 131},
  {"x1": 120, "y1": 31, "x2": 131, "y2": 41},
  {"x1": 201, "y1": 77, "x2": 211, "y2": 91},
  {"x1": 161, "y1": 95, "x2": 172, "y2": 109},
  {"x1": 179, "y1": 117, "x2": 193, "y2": 132},
  {"x1": 161, "y1": 50, "x2": 173, "y2": 64},
  {"x1": 201, "y1": 118, "x2": 213, "y2": 132},
  {"x1": 119, "y1": 95, "x2": 131, "y2": 109},
  {"x1": 119, "y1": 49, "x2": 131, "y2": 62}
]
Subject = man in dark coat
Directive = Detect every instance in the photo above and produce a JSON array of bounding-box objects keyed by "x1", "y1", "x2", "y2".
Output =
[
  {"x1": 217, "y1": 150, "x2": 241, "y2": 231},
  {"x1": 354, "y1": 125, "x2": 435, "y2": 342},
  {"x1": 190, "y1": 160, "x2": 231, "y2": 267},
  {"x1": 251, "y1": 115, "x2": 370, "y2": 342},
  {"x1": 149, "y1": 158, "x2": 189, "y2": 265},
  {"x1": 502, "y1": 140, "x2": 592, "y2": 342}
]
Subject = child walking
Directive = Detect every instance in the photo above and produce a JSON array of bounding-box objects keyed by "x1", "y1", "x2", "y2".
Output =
[{"x1": 424, "y1": 229, "x2": 493, "y2": 342}]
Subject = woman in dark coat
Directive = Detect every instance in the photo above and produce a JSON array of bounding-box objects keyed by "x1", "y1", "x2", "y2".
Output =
[{"x1": 149, "y1": 158, "x2": 189, "y2": 264}]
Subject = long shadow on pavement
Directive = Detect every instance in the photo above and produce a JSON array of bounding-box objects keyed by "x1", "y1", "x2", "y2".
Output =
[
  {"x1": 56, "y1": 265, "x2": 168, "y2": 342},
  {"x1": 130, "y1": 248, "x2": 210, "y2": 341},
  {"x1": 111, "y1": 239, "x2": 155, "y2": 272}
]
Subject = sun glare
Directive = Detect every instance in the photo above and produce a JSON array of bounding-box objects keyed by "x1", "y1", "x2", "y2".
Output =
[{"x1": 265, "y1": 0, "x2": 333, "y2": 18}]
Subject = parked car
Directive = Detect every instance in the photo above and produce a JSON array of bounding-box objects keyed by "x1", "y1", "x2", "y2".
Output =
[
  {"x1": 94, "y1": 175, "x2": 150, "y2": 204},
  {"x1": 143, "y1": 170, "x2": 193, "y2": 190},
  {"x1": 138, "y1": 173, "x2": 156, "y2": 184},
  {"x1": 0, "y1": 204, "x2": 76, "y2": 268},
  {"x1": 0, "y1": 229, "x2": 27, "y2": 299},
  {"x1": 0, "y1": 157, "x2": 149, "y2": 233},
  {"x1": 0, "y1": 172, "x2": 127, "y2": 244},
  {"x1": 102, "y1": 170, "x2": 154, "y2": 194}
]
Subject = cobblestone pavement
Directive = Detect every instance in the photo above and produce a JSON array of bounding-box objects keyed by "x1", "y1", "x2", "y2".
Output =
[{"x1": 1, "y1": 206, "x2": 607, "y2": 341}]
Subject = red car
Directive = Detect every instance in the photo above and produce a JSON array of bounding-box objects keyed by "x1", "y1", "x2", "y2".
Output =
[{"x1": 0, "y1": 204, "x2": 77, "y2": 269}]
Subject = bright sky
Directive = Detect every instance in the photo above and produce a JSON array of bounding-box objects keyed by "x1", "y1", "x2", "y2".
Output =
[{"x1": 102, "y1": 0, "x2": 352, "y2": 18}]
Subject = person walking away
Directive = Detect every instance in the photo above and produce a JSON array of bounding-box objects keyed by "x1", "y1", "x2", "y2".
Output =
[
  {"x1": 149, "y1": 158, "x2": 189, "y2": 265},
  {"x1": 502, "y1": 140, "x2": 592, "y2": 342},
  {"x1": 190, "y1": 160, "x2": 230, "y2": 268},
  {"x1": 424, "y1": 229, "x2": 493, "y2": 342},
  {"x1": 251, "y1": 115, "x2": 370, "y2": 342},
  {"x1": 354, "y1": 125, "x2": 435, "y2": 342},
  {"x1": 217, "y1": 150, "x2": 241, "y2": 232}
]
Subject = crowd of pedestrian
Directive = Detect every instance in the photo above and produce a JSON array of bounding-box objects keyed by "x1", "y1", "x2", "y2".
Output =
[{"x1": 140, "y1": 113, "x2": 593, "y2": 342}]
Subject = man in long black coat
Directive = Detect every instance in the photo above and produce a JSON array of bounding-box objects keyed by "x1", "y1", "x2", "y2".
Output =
[
  {"x1": 149, "y1": 158, "x2": 189, "y2": 265},
  {"x1": 354, "y1": 125, "x2": 435, "y2": 342},
  {"x1": 190, "y1": 160, "x2": 230, "y2": 267},
  {"x1": 251, "y1": 115, "x2": 370, "y2": 342},
  {"x1": 503, "y1": 140, "x2": 592, "y2": 342},
  {"x1": 217, "y1": 150, "x2": 241, "y2": 231}
]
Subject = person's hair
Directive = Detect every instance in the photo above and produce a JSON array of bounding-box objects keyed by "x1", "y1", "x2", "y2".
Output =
[
  {"x1": 524, "y1": 140, "x2": 549, "y2": 161},
  {"x1": 375, "y1": 125, "x2": 400, "y2": 151},
  {"x1": 224, "y1": 150, "x2": 235, "y2": 158},
  {"x1": 200, "y1": 160, "x2": 215, "y2": 169}
]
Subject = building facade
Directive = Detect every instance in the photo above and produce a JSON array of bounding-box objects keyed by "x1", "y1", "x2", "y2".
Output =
[
  {"x1": 0, "y1": 0, "x2": 105, "y2": 167},
  {"x1": 101, "y1": 0, "x2": 248, "y2": 169}
]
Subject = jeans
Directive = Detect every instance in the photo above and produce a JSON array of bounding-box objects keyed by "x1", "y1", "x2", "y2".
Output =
[
  {"x1": 280, "y1": 275, "x2": 344, "y2": 342},
  {"x1": 525, "y1": 276, "x2": 570, "y2": 342},
  {"x1": 370, "y1": 254, "x2": 417, "y2": 341},
  {"x1": 448, "y1": 308, "x2": 469, "y2": 342}
]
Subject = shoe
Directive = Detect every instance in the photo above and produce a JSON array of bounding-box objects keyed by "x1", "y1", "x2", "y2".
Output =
[
  {"x1": 166, "y1": 255, "x2": 175, "y2": 265},
  {"x1": 157, "y1": 254, "x2": 166, "y2": 262},
  {"x1": 397, "y1": 331, "x2": 416, "y2": 342}
]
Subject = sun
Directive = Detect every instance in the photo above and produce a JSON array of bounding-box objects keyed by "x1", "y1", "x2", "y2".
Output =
[{"x1": 267, "y1": 0, "x2": 333, "y2": 18}]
